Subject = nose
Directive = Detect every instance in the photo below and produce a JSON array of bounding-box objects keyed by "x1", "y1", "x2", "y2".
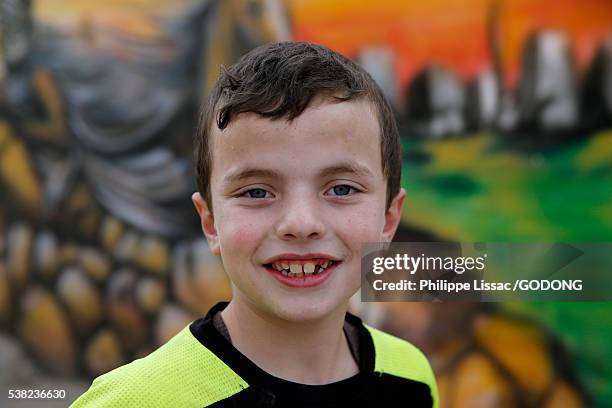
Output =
[{"x1": 275, "y1": 193, "x2": 326, "y2": 240}]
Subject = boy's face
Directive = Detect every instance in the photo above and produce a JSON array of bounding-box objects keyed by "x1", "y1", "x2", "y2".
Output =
[{"x1": 193, "y1": 96, "x2": 405, "y2": 322}]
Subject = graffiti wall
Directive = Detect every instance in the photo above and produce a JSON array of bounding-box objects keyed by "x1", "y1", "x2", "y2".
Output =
[
  {"x1": 291, "y1": 0, "x2": 612, "y2": 406},
  {"x1": 1, "y1": 0, "x2": 610, "y2": 406}
]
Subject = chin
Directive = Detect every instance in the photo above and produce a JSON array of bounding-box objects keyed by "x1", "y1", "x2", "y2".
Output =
[{"x1": 267, "y1": 296, "x2": 351, "y2": 323}]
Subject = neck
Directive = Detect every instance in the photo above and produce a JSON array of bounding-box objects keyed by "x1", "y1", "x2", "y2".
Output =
[{"x1": 220, "y1": 298, "x2": 359, "y2": 384}]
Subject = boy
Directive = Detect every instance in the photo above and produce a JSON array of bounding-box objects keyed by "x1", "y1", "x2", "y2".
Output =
[{"x1": 72, "y1": 42, "x2": 438, "y2": 407}]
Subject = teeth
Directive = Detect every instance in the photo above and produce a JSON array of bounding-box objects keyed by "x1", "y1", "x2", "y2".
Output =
[
  {"x1": 271, "y1": 260, "x2": 337, "y2": 277},
  {"x1": 304, "y1": 262, "x2": 315, "y2": 274}
]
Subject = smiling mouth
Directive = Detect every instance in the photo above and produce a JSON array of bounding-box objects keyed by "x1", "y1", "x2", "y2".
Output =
[{"x1": 263, "y1": 259, "x2": 340, "y2": 277}]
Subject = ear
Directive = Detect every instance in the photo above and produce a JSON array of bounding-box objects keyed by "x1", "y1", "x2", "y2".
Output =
[
  {"x1": 192, "y1": 192, "x2": 220, "y2": 256},
  {"x1": 382, "y1": 188, "x2": 406, "y2": 242}
]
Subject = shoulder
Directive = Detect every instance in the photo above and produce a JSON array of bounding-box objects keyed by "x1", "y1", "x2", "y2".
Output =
[
  {"x1": 364, "y1": 324, "x2": 439, "y2": 408},
  {"x1": 70, "y1": 325, "x2": 248, "y2": 408}
]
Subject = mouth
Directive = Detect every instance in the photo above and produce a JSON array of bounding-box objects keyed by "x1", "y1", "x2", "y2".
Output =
[
  {"x1": 262, "y1": 258, "x2": 341, "y2": 288},
  {"x1": 265, "y1": 259, "x2": 340, "y2": 277}
]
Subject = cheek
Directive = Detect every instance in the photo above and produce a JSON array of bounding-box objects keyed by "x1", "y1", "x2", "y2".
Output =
[
  {"x1": 340, "y1": 207, "x2": 386, "y2": 245},
  {"x1": 217, "y1": 211, "x2": 268, "y2": 253},
  {"x1": 226, "y1": 225, "x2": 256, "y2": 245},
  {"x1": 218, "y1": 218, "x2": 266, "y2": 287}
]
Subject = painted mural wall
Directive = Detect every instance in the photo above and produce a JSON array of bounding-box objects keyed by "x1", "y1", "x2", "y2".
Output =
[{"x1": 1, "y1": 0, "x2": 610, "y2": 406}]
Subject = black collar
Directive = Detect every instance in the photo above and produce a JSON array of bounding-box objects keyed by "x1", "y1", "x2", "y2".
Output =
[{"x1": 189, "y1": 302, "x2": 376, "y2": 402}]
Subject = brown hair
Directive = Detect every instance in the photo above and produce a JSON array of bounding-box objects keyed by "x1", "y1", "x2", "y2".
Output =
[{"x1": 194, "y1": 41, "x2": 400, "y2": 211}]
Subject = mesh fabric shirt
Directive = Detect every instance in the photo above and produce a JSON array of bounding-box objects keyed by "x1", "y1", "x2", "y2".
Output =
[{"x1": 71, "y1": 302, "x2": 439, "y2": 407}]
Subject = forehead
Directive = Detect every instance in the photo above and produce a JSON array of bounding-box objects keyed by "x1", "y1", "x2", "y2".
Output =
[{"x1": 209, "y1": 98, "x2": 383, "y2": 184}]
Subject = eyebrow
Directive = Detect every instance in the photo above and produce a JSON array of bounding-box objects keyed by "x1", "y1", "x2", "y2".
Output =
[
  {"x1": 316, "y1": 162, "x2": 375, "y2": 179},
  {"x1": 223, "y1": 162, "x2": 375, "y2": 185},
  {"x1": 223, "y1": 168, "x2": 281, "y2": 185}
]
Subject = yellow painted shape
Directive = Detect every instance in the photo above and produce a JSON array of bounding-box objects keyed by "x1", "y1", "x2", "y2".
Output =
[
  {"x1": 424, "y1": 133, "x2": 527, "y2": 175},
  {"x1": 24, "y1": 71, "x2": 66, "y2": 144},
  {"x1": 575, "y1": 130, "x2": 612, "y2": 170},
  {"x1": 424, "y1": 133, "x2": 490, "y2": 171},
  {"x1": 35, "y1": 0, "x2": 204, "y2": 20},
  {"x1": 474, "y1": 315, "x2": 553, "y2": 395},
  {"x1": 0, "y1": 122, "x2": 43, "y2": 210},
  {"x1": 451, "y1": 352, "x2": 513, "y2": 407}
]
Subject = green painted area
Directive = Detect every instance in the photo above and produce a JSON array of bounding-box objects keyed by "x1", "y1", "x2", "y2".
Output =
[
  {"x1": 400, "y1": 129, "x2": 612, "y2": 406},
  {"x1": 401, "y1": 130, "x2": 612, "y2": 241}
]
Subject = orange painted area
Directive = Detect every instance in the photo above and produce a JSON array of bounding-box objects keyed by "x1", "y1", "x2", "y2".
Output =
[
  {"x1": 34, "y1": 0, "x2": 201, "y2": 38},
  {"x1": 35, "y1": 0, "x2": 201, "y2": 17},
  {"x1": 290, "y1": 0, "x2": 612, "y2": 90},
  {"x1": 499, "y1": 0, "x2": 612, "y2": 88}
]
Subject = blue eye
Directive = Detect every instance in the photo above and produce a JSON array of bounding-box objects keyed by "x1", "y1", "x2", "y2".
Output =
[
  {"x1": 329, "y1": 185, "x2": 355, "y2": 196},
  {"x1": 244, "y1": 188, "x2": 270, "y2": 199}
]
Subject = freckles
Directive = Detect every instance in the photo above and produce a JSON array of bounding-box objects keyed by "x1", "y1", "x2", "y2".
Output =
[
  {"x1": 226, "y1": 225, "x2": 257, "y2": 248},
  {"x1": 224, "y1": 218, "x2": 270, "y2": 256},
  {"x1": 342, "y1": 220, "x2": 374, "y2": 244},
  {"x1": 218, "y1": 210, "x2": 260, "y2": 242},
  {"x1": 344, "y1": 209, "x2": 382, "y2": 238}
]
